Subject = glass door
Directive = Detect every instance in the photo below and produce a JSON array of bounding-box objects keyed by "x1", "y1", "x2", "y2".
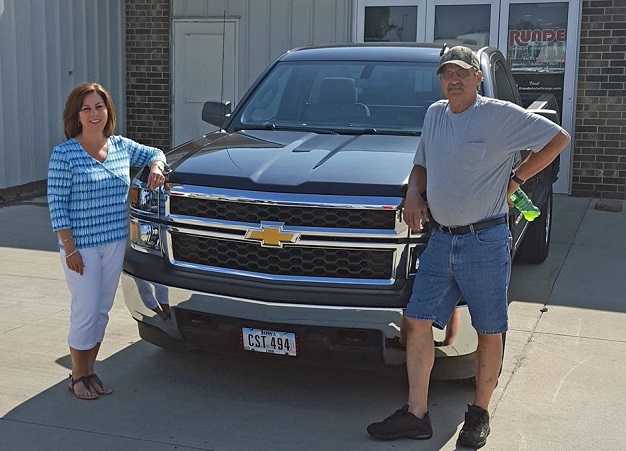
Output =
[
  {"x1": 426, "y1": 0, "x2": 500, "y2": 48},
  {"x1": 499, "y1": 0, "x2": 581, "y2": 193},
  {"x1": 354, "y1": 0, "x2": 427, "y2": 42}
]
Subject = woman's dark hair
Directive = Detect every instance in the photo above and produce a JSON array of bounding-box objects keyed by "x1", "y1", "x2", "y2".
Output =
[{"x1": 63, "y1": 83, "x2": 116, "y2": 139}]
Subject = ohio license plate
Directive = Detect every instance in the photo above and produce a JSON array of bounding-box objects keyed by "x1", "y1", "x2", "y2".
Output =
[{"x1": 241, "y1": 327, "x2": 297, "y2": 356}]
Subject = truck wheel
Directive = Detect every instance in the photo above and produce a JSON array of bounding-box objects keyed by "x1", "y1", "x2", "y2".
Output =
[{"x1": 515, "y1": 185, "x2": 553, "y2": 264}]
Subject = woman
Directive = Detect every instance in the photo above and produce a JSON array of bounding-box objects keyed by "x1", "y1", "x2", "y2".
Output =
[{"x1": 47, "y1": 83, "x2": 166, "y2": 400}]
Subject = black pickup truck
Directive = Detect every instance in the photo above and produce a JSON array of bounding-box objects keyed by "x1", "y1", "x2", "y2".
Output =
[{"x1": 123, "y1": 43, "x2": 559, "y2": 380}]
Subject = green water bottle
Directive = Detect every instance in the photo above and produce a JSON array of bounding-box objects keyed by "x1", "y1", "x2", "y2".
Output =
[{"x1": 509, "y1": 188, "x2": 541, "y2": 221}]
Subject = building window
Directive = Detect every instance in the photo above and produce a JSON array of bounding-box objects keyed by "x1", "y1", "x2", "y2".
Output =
[
  {"x1": 434, "y1": 4, "x2": 491, "y2": 47},
  {"x1": 364, "y1": 6, "x2": 418, "y2": 41}
]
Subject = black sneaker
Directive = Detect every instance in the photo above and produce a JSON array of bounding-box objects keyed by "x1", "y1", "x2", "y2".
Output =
[
  {"x1": 457, "y1": 404, "x2": 490, "y2": 449},
  {"x1": 367, "y1": 405, "x2": 433, "y2": 440}
]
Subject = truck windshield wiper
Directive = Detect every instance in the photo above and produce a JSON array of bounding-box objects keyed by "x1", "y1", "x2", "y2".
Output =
[
  {"x1": 234, "y1": 124, "x2": 418, "y2": 136},
  {"x1": 233, "y1": 123, "x2": 337, "y2": 134},
  {"x1": 232, "y1": 123, "x2": 277, "y2": 131},
  {"x1": 336, "y1": 128, "x2": 418, "y2": 136}
]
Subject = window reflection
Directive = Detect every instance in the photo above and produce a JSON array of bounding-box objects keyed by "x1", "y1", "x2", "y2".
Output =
[
  {"x1": 136, "y1": 279, "x2": 171, "y2": 320},
  {"x1": 434, "y1": 4, "x2": 491, "y2": 48},
  {"x1": 364, "y1": 6, "x2": 417, "y2": 42},
  {"x1": 508, "y1": 3, "x2": 568, "y2": 73},
  {"x1": 508, "y1": 3, "x2": 568, "y2": 110}
]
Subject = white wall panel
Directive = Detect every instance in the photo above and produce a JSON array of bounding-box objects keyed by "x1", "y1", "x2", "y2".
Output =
[
  {"x1": 172, "y1": 0, "x2": 352, "y2": 106},
  {"x1": 0, "y1": 0, "x2": 125, "y2": 190}
]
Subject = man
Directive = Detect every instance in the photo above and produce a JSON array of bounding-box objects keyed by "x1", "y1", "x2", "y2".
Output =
[{"x1": 367, "y1": 46, "x2": 570, "y2": 448}]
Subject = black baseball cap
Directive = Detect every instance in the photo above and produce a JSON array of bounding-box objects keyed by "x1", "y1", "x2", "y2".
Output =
[{"x1": 436, "y1": 46, "x2": 480, "y2": 74}]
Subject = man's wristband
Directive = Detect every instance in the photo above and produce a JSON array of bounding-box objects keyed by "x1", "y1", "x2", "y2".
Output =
[{"x1": 511, "y1": 172, "x2": 525, "y2": 185}]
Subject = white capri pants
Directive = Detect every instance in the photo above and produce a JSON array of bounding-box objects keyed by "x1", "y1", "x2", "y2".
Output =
[{"x1": 61, "y1": 239, "x2": 126, "y2": 350}]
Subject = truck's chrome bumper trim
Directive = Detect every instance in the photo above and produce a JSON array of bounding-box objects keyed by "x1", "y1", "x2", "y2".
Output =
[
  {"x1": 122, "y1": 273, "x2": 477, "y2": 368},
  {"x1": 122, "y1": 272, "x2": 406, "y2": 364}
]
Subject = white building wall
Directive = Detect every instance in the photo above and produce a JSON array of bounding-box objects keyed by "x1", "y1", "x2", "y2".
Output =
[
  {"x1": 171, "y1": 0, "x2": 352, "y2": 105},
  {"x1": 0, "y1": 0, "x2": 125, "y2": 190}
]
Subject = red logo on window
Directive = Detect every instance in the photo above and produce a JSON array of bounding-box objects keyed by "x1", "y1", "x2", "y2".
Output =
[{"x1": 509, "y1": 29, "x2": 566, "y2": 47}]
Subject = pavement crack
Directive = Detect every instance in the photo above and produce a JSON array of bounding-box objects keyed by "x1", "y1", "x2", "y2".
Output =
[
  {"x1": 530, "y1": 329, "x2": 626, "y2": 343},
  {"x1": 0, "y1": 324, "x2": 27, "y2": 334},
  {"x1": 551, "y1": 356, "x2": 592, "y2": 402},
  {"x1": 1, "y1": 272, "x2": 65, "y2": 282},
  {"x1": 0, "y1": 417, "x2": 219, "y2": 450}
]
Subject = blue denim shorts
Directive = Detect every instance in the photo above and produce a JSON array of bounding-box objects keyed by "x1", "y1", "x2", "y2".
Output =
[{"x1": 405, "y1": 222, "x2": 512, "y2": 334}]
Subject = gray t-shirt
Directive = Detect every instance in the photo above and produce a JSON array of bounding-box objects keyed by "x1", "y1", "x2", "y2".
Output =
[{"x1": 413, "y1": 95, "x2": 563, "y2": 227}]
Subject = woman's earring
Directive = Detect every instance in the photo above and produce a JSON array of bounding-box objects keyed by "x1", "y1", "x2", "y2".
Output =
[{"x1": 78, "y1": 121, "x2": 82, "y2": 127}]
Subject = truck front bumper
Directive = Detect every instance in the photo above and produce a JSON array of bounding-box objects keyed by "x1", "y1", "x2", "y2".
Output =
[{"x1": 122, "y1": 273, "x2": 477, "y2": 378}]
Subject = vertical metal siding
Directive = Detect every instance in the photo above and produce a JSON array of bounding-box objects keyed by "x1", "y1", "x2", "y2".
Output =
[
  {"x1": 247, "y1": 0, "x2": 271, "y2": 86},
  {"x1": 172, "y1": 0, "x2": 352, "y2": 105},
  {"x1": 0, "y1": 0, "x2": 125, "y2": 190}
]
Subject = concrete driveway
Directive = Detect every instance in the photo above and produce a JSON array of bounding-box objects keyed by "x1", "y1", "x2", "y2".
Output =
[{"x1": 0, "y1": 194, "x2": 624, "y2": 450}]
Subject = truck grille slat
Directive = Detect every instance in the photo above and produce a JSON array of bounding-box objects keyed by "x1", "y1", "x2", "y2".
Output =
[
  {"x1": 171, "y1": 233, "x2": 393, "y2": 279},
  {"x1": 170, "y1": 197, "x2": 396, "y2": 229}
]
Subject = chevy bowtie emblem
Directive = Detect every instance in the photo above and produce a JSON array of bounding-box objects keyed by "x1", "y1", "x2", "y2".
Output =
[{"x1": 245, "y1": 222, "x2": 300, "y2": 248}]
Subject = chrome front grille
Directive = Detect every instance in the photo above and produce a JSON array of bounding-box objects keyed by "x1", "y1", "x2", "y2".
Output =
[
  {"x1": 164, "y1": 186, "x2": 409, "y2": 284},
  {"x1": 171, "y1": 233, "x2": 393, "y2": 279},
  {"x1": 169, "y1": 196, "x2": 396, "y2": 229}
]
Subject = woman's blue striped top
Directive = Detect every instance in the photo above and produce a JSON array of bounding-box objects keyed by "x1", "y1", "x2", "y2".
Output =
[{"x1": 47, "y1": 135, "x2": 166, "y2": 249}]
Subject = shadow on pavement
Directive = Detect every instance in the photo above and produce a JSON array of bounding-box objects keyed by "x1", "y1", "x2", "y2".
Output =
[
  {"x1": 509, "y1": 195, "x2": 626, "y2": 315},
  {"x1": 0, "y1": 197, "x2": 58, "y2": 252},
  {"x1": 3, "y1": 342, "x2": 472, "y2": 450},
  {"x1": 3, "y1": 194, "x2": 625, "y2": 449}
]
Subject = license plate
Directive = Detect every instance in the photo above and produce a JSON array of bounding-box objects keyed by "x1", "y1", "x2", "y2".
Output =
[{"x1": 241, "y1": 327, "x2": 297, "y2": 357}]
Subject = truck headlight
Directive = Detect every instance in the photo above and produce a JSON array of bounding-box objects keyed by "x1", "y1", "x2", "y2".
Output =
[
  {"x1": 130, "y1": 186, "x2": 159, "y2": 215},
  {"x1": 130, "y1": 219, "x2": 162, "y2": 254}
]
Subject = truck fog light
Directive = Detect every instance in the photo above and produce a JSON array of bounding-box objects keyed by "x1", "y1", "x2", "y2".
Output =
[{"x1": 130, "y1": 219, "x2": 161, "y2": 253}]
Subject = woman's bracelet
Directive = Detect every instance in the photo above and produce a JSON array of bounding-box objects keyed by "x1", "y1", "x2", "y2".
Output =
[
  {"x1": 65, "y1": 249, "x2": 78, "y2": 259},
  {"x1": 62, "y1": 236, "x2": 72, "y2": 243}
]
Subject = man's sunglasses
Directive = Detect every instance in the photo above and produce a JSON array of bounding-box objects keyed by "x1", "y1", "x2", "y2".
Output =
[{"x1": 440, "y1": 68, "x2": 475, "y2": 80}]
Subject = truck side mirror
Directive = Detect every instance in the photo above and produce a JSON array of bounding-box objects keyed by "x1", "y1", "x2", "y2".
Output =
[{"x1": 202, "y1": 101, "x2": 232, "y2": 128}]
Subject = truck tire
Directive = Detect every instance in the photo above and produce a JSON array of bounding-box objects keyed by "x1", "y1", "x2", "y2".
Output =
[{"x1": 515, "y1": 184, "x2": 553, "y2": 264}]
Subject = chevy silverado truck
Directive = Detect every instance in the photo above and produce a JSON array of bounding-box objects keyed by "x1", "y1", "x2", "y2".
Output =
[{"x1": 123, "y1": 43, "x2": 559, "y2": 380}]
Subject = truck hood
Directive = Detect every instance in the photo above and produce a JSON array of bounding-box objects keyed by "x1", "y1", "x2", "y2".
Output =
[{"x1": 167, "y1": 130, "x2": 417, "y2": 197}]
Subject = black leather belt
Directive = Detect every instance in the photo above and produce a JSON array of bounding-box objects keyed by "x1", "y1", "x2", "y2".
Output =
[{"x1": 437, "y1": 216, "x2": 507, "y2": 235}]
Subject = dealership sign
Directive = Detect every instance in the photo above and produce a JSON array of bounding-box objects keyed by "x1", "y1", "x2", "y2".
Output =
[{"x1": 509, "y1": 28, "x2": 566, "y2": 46}]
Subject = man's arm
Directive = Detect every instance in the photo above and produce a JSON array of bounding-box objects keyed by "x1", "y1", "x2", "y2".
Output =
[
  {"x1": 509, "y1": 129, "x2": 571, "y2": 194},
  {"x1": 402, "y1": 164, "x2": 429, "y2": 231}
]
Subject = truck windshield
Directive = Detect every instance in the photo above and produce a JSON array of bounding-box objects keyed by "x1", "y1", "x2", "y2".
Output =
[{"x1": 231, "y1": 60, "x2": 443, "y2": 135}]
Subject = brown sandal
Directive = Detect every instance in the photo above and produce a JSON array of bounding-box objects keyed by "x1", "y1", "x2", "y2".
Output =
[
  {"x1": 68, "y1": 375, "x2": 99, "y2": 400},
  {"x1": 88, "y1": 373, "x2": 113, "y2": 395}
]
